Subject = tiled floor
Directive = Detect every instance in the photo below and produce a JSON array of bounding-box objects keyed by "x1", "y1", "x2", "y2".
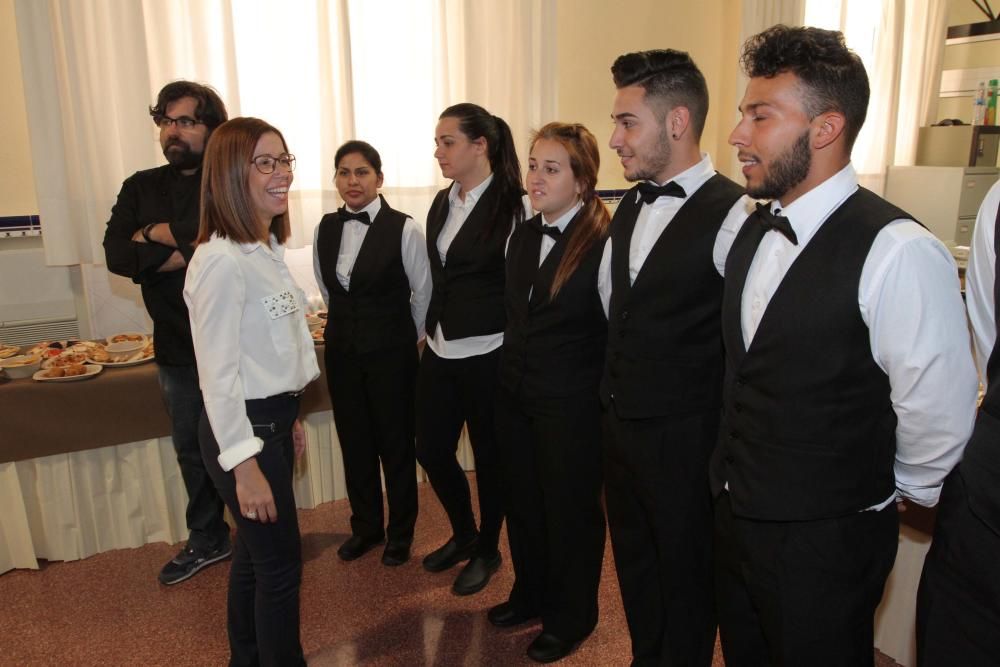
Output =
[{"x1": 0, "y1": 477, "x2": 902, "y2": 666}]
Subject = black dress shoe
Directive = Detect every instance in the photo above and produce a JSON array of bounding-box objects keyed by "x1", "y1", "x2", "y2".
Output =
[
  {"x1": 422, "y1": 536, "x2": 478, "y2": 572},
  {"x1": 381, "y1": 542, "x2": 411, "y2": 567},
  {"x1": 526, "y1": 632, "x2": 579, "y2": 663},
  {"x1": 452, "y1": 552, "x2": 501, "y2": 595},
  {"x1": 337, "y1": 535, "x2": 383, "y2": 562},
  {"x1": 487, "y1": 601, "x2": 538, "y2": 628}
]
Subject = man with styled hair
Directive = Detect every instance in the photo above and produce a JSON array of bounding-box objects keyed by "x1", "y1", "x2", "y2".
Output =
[
  {"x1": 104, "y1": 80, "x2": 232, "y2": 585},
  {"x1": 713, "y1": 25, "x2": 976, "y2": 665},
  {"x1": 599, "y1": 49, "x2": 750, "y2": 666}
]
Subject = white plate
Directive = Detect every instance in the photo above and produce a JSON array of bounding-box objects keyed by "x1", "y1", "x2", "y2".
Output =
[
  {"x1": 88, "y1": 353, "x2": 155, "y2": 367},
  {"x1": 33, "y1": 364, "x2": 103, "y2": 382}
]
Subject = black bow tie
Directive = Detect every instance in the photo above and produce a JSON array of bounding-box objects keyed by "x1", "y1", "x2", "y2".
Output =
[
  {"x1": 754, "y1": 202, "x2": 798, "y2": 245},
  {"x1": 637, "y1": 180, "x2": 686, "y2": 204},
  {"x1": 339, "y1": 208, "x2": 371, "y2": 225},
  {"x1": 529, "y1": 218, "x2": 562, "y2": 238}
]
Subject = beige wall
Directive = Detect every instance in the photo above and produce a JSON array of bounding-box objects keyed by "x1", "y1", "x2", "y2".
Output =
[
  {"x1": 0, "y1": 0, "x2": 39, "y2": 217},
  {"x1": 556, "y1": 0, "x2": 743, "y2": 189}
]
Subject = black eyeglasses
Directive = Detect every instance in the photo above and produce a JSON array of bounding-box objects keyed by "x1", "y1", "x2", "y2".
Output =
[
  {"x1": 153, "y1": 114, "x2": 204, "y2": 130},
  {"x1": 251, "y1": 154, "x2": 296, "y2": 174}
]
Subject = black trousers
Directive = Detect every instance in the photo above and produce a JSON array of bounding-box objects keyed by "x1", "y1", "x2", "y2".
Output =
[
  {"x1": 495, "y1": 386, "x2": 606, "y2": 642},
  {"x1": 603, "y1": 406, "x2": 719, "y2": 666},
  {"x1": 415, "y1": 346, "x2": 504, "y2": 556},
  {"x1": 325, "y1": 343, "x2": 418, "y2": 544},
  {"x1": 158, "y1": 363, "x2": 229, "y2": 550},
  {"x1": 200, "y1": 395, "x2": 305, "y2": 667},
  {"x1": 714, "y1": 492, "x2": 898, "y2": 667},
  {"x1": 917, "y1": 464, "x2": 1000, "y2": 666}
]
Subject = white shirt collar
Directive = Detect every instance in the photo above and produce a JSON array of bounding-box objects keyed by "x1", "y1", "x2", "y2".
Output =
[
  {"x1": 634, "y1": 152, "x2": 715, "y2": 204},
  {"x1": 541, "y1": 200, "x2": 583, "y2": 231},
  {"x1": 346, "y1": 195, "x2": 382, "y2": 221},
  {"x1": 775, "y1": 163, "x2": 859, "y2": 246},
  {"x1": 449, "y1": 172, "x2": 494, "y2": 207},
  {"x1": 236, "y1": 233, "x2": 284, "y2": 259}
]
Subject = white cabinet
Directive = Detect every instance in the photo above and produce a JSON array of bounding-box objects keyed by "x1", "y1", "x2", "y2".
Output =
[{"x1": 883, "y1": 166, "x2": 999, "y2": 246}]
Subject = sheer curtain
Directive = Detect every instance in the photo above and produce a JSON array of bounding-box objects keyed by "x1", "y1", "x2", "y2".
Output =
[
  {"x1": 804, "y1": 0, "x2": 947, "y2": 193},
  {"x1": 15, "y1": 0, "x2": 555, "y2": 333}
]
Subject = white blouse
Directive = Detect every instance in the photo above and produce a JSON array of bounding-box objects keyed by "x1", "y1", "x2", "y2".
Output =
[{"x1": 184, "y1": 233, "x2": 320, "y2": 472}]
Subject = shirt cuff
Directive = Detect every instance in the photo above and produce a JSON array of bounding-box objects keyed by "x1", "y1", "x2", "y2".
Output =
[
  {"x1": 217, "y1": 436, "x2": 265, "y2": 472},
  {"x1": 895, "y1": 481, "x2": 943, "y2": 508}
]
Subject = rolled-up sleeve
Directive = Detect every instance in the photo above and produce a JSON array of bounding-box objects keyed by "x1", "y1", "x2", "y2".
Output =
[
  {"x1": 184, "y1": 250, "x2": 263, "y2": 471},
  {"x1": 103, "y1": 178, "x2": 173, "y2": 280}
]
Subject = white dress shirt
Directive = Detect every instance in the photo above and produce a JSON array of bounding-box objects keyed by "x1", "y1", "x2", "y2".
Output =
[
  {"x1": 311, "y1": 196, "x2": 431, "y2": 340},
  {"x1": 185, "y1": 234, "x2": 320, "y2": 472},
  {"x1": 427, "y1": 174, "x2": 530, "y2": 359},
  {"x1": 597, "y1": 153, "x2": 755, "y2": 315},
  {"x1": 966, "y1": 178, "x2": 1000, "y2": 381},
  {"x1": 720, "y1": 163, "x2": 978, "y2": 508},
  {"x1": 538, "y1": 201, "x2": 583, "y2": 266}
]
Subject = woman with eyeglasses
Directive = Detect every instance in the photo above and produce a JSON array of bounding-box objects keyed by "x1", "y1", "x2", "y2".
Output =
[
  {"x1": 489, "y1": 122, "x2": 610, "y2": 663},
  {"x1": 312, "y1": 140, "x2": 430, "y2": 566},
  {"x1": 417, "y1": 103, "x2": 527, "y2": 595},
  {"x1": 184, "y1": 117, "x2": 318, "y2": 666}
]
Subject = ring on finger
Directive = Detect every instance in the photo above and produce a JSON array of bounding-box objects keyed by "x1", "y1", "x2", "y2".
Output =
[{"x1": 245, "y1": 510, "x2": 258, "y2": 520}]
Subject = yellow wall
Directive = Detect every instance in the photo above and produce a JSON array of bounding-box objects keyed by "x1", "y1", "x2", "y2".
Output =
[
  {"x1": 0, "y1": 0, "x2": 39, "y2": 216},
  {"x1": 556, "y1": 0, "x2": 742, "y2": 188}
]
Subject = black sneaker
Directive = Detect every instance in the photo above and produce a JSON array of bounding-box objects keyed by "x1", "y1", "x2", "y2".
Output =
[{"x1": 158, "y1": 543, "x2": 233, "y2": 585}]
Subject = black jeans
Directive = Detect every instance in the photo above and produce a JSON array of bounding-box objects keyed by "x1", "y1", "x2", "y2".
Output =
[
  {"x1": 415, "y1": 346, "x2": 504, "y2": 557},
  {"x1": 200, "y1": 394, "x2": 305, "y2": 667},
  {"x1": 158, "y1": 363, "x2": 228, "y2": 550}
]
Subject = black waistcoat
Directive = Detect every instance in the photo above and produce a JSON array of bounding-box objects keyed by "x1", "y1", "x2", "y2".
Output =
[
  {"x1": 500, "y1": 211, "x2": 608, "y2": 411},
  {"x1": 424, "y1": 181, "x2": 508, "y2": 340},
  {"x1": 600, "y1": 173, "x2": 744, "y2": 418},
  {"x1": 710, "y1": 188, "x2": 906, "y2": 521},
  {"x1": 963, "y1": 198, "x2": 1000, "y2": 535},
  {"x1": 315, "y1": 196, "x2": 415, "y2": 354}
]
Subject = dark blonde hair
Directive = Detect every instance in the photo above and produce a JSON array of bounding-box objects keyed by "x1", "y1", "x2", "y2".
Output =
[
  {"x1": 529, "y1": 122, "x2": 610, "y2": 298},
  {"x1": 196, "y1": 117, "x2": 291, "y2": 246}
]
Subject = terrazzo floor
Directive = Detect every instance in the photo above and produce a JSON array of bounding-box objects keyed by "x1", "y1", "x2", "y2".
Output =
[{"x1": 0, "y1": 476, "x2": 903, "y2": 666}]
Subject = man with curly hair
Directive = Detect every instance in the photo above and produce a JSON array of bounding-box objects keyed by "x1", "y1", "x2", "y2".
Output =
[{"x1": 711, "y1": 25, "x2": 976, "y2": 665}]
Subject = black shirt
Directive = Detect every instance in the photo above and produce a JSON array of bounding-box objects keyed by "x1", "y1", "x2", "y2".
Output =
[{"x1": 102, "y1": 164, "x2": 201, "y2": 366}]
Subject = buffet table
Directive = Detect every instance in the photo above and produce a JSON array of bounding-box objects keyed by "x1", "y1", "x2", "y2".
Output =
[{"x1": 0, "y1": 346, "x2": 475, "y2": 575}]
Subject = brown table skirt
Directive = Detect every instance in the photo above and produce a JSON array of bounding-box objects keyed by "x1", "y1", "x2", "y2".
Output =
[{"x1": 0, "y1": 346, "x2": 331, "y2": 463}]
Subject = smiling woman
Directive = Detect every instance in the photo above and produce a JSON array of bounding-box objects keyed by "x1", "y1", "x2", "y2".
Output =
[{"x1": 184, "y1": 117, "x2": 320, "y2": 666}]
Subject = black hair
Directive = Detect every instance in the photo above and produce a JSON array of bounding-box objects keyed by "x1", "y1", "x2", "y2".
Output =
[
  {"x1": 740, "y1": 24, "x2": 869, "y2": 151},
  {"x1": 440, "y1": 103, "x2": 525, "y2": 235},
  {"x1": 335, "y1": 140, "x2": 382, "y2": 175},
  {"x1": 149, "y1": 80, "x2": 228, "y2": 130},
  {"x1": 611, "y1": 49, "x2": 709, "y2": 139}
]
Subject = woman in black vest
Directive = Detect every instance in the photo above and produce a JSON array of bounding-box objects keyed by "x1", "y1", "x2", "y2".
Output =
[
  {"x1": 417, "y1": 103, "x2": 526, "y2": 595},
  {"x1": 312, "y1": 141, "x2": 430, "y2": 566},
  {"x1": 488, "y1": 123, "x2": 610, "y2": 663}
]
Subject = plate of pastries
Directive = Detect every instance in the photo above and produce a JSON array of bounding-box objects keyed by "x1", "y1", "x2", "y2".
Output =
[{"x1": 33, "y1": 363, "x2": 102, "y2": 382}]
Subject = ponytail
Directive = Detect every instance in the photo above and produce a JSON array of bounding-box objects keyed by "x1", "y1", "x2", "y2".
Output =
[{"x1": 440, "y1": 103, "x2": 525, "y2": 238}]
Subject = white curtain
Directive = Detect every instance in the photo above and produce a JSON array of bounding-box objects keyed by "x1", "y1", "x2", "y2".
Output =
[
  {"x1": 732, "y1": 0, "x2": 807, "y2": 177},
  {"x1": 15, "y1": 0, "x2": 555, "y2": 333},
  {"x1": 804, "y1": 0, "x2": 947, "y2": 194}
]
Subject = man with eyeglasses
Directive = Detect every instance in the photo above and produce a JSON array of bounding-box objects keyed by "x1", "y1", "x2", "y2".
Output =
[{"x1": 103, "y1": 81, "x2": 232, "y2": 585}]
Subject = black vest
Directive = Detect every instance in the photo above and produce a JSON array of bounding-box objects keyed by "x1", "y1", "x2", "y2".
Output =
[
  {"x1": 601, "y1": 173, "x2": 745, "y2": 418},
  {"x1": 711, "y1": 188, "x2": 905, "y2": 520},
  {"x1": 424, "y1": 182, "x2": 508, "y2": 340},
  {"x1": 315, "y1": 196, "x2": 416, "y2": 354},
  {"x1": 500, "y1": 212, "x2": 608, "y2": 411},
  {"x1": 962, "y1": 198, "x2": 1000, "y2": 535}
]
